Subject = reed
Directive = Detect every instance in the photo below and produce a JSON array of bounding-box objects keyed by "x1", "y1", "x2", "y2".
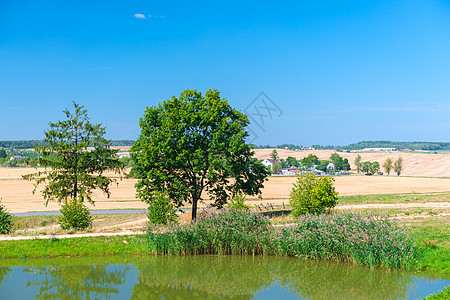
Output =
[{"x1": 144, "y1": 210, "x2": 418, "y2": 269}]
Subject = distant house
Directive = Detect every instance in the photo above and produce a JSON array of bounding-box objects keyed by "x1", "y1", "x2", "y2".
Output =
[
  {"x1": 281, "y1": 167, "x2": 300, "y2": 176},
  {"x1": 326, "y1": 163, "x2": 335, "y2": 171},
  {"x1": 118, "y1": 153, "x2": 131, "y2": 159},
  {"x1": 362, "y1": 148, "x2": 397, "y2": 152},
  {"x1": 9, "y1": 155, "x2": 23, "y2": 161},
  {"x1": 262, "y1": 158, "x2": 279, "y2": 171}
]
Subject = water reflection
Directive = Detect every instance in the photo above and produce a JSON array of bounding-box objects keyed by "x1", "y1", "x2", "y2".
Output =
[
  {"x1": 1, "y1": 256, "x2": 448, "y2": 299},
  {"x1": 0, "y1": 266, "x2": 13, "y2": 288},
  {"x1": 132, "y1": 256, "x2": 416, "y2": 299},
  {"x1": 24, "y1": 264, "x2": 129, "y2": 299}
]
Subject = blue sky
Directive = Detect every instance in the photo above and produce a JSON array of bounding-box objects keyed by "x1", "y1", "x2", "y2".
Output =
[{"x1": 1, "y1": 0, "x2": 449, "y2": 145}]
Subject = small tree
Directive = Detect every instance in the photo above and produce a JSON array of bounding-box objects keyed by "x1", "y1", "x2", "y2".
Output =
[
  {"x1": 372, "y1": 161, "x2": 380, "y2": 174},
  {"x1": 290, "y1": 172, "x2": 339, "y2": 216},
  {"x1": 272, "y1": 162, "x2": 282, "y2": 174},
  {"x1": 354, "y1": 154, "x2": 362, "y2": 173},
  {"x1": 383, "y1": 158, "x2": 393, "y2": 175},
  {"x1": 0, "y1": 199, "x2": 12, "y2": 234},
  {"x1": 23, "y1": 102, "x2": 124, "y2": 230},
  {"x1": 270, "y1": 149, "x2": 279, "y2": 161},
  {"x1": 394, "y1": 156, "x2": 403, "y2": 176},
  {"x1": 147, "y1": 191, "x2": 178, "y2": 225},
  {"x1": 301, "y1": 154, "x2": 319, "y2": 169},
  {"x1": 227, "y1": 192, "x2": 250, "y2": 211}
]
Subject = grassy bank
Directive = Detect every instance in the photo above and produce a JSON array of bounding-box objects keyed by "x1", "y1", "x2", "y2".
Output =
[
  {"x1": 421, "y1": 286, "x2": 450, "y2": 300},
  {"x1": 0, "y1": 235, "x2": 150, "y2": 259},
  {"x1": 1, "y1": 208, "x2": 448, "y2": 274}
]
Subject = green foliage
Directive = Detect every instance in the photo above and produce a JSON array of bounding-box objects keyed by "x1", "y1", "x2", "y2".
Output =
[
  {"x1": 23, "y1": 102, "x2": 124, "y2": 230},
  {"x1": 301, "y1": 154, "x2": 319, "y2": 168},
  {"x1": 145, "y1": 209, "x2": 274, "y2": 255},
  {"x1": 0, "y1": 149, "x2": 6, "y2": 159},
  {"x1": 228, "y1": 193, "x2": 250, "y2": 211},
  {"x1": 271, "y1": 162, "x2": 282, "y2": 173},
  {"x1": 58, "y1": 201, "x2": 93, "y2": 230},
  {"x1": 131, "y1": 89, "x2": 269, "y2": 220},
  {"x1": 383, "y1": 158, "x2": 393, "y2": 175},
  {"x1": 420, "y1": 286, "x2": 450, "y2": 300},
  {"x1": 147, "y1": 191, "x2": 178, "y2": 225},
  {"x1": 290, "y1": 173, "x2": 338, "y2": 216},
  {"x1": 342, "y1": 141, "x2": 450, "y2": 151},
  {"x1": 315, "y1": 160, "x2": 331, "y2": 172},
  {"x1": 361, "y1": 161, "x2": 380, "y2": 174},
  {"x1": 394, "y1": 156, "x2": 403, "y2": 176},
  {"x1": 270, "y1": 149, "x2": 279, "y2": 161},
  {"x1": 279, "y1": 213, "x2": 419, "y2": 269},
  {"x1": 329, "y1": 153, "x2": 350, "y2": 171},
  {"x1": 285, "y1": 156, "x2": 299, "y2": 167},
  {"x1": 0, "y1": 199, "x2": 13, "y2": 234}
]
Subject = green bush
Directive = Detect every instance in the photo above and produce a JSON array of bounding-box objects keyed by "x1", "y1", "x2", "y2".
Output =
[
  {"x1": 0, "y1": 199, "x2": 12, "y2": 234},
  {"x1": 279, "y1": 213, "x2": 418, "y2": 269},
  {"x1": 227, "y1": 192, "x2": 250, "y2": 211},
  {"x1": 146, "y1": 209, "x2": 274, "y2": 255},
  {"x1": 147, "y1": 191, "x2": 178, "y2": 225},
  {"x1": 58, "y1": 201, "x2": 93, "y2": 230},
  {"x1": 290, "y1": 172, "x2": 338, "y2": 216}
]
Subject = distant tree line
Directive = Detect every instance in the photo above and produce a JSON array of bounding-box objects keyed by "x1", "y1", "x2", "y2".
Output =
[
  {"x1": 252, "y1": 141, "x2": 450, "y2": 151},
  {"x1": 0, "y1": 140, "x2": 136, "y2": 149},
  {"x1": 342, "y1": 141, "x2": 450, "y2": 151}
]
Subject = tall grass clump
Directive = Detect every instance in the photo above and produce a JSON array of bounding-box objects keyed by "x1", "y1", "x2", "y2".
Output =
[
  {"x1": 146, "y1": 209, "x2": 276, "y2": 255},
  {"x1": 0, "y1": 199, "x2": 13, "y2": 234},
  {"x1": 278, "y1": 213, "x2": 418, "y2": 269}
]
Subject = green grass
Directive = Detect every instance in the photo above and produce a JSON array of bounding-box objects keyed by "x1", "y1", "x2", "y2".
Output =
[
  {"x1": 338, "y1": 193, "x2": 450, "y2": 205},
  {"x1": 0, "y1": 235, "x2": 150, "y2": 259},
  {"x1": 406, "y1": 218, "x2": 450, "y2": 274},
  {"x1": 420, "y1": 286, "x2": 450, "y2": 300}
]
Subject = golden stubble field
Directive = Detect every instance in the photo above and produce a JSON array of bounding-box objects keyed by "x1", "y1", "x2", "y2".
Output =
[
  {"x1": 253, "y1": 149, "x2": 450, "y2": 178},
  {"x1": 1, "y1": 165, "x2": 450, "y2": 213}
]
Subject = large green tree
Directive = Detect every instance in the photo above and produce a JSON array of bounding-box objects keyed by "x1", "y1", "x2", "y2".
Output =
[
  {"x1": 131, "y1": 89, "x2": 269, "y2": 220},
  {"x1": 23, "y1": 102, "x2": 124, "y2": 229},
  {"x1": 329, "y1": 153, "x2": 350, "y2": 171}
]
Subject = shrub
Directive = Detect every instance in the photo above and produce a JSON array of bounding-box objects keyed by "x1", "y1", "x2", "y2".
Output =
[
  {"x1": 278, "y1": 213, "x2": 418, "y2": 269},
  {"x1": 58, "y1": 201, "x2": 93, "y2": 230},
  {"x1": 147, "y1": 191, "x2": 178, "y2": 225},
  {"x1": 0, "y1": 199, "x2": 12, "y2": 234},
  {"x1": 227, "y1": 192, "x2": 250, "y2": 211},
  {"x1": 290, "y1": 172, "x2": 338, "y2": 216},
  {"x1": 146, "y1": 209, "x2": 275, "y2": 255}
]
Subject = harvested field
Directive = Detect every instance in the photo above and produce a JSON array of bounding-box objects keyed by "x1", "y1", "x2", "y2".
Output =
[
  {"x1": 253, "y1": 148, "x2": 450, "y2": 178},
  {"x1": 1, "y1": 167, "x2": 449, "y2": 213}
]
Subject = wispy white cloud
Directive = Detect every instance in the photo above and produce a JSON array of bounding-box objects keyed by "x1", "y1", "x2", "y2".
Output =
[{"x1": 133, "y1": 13, "x2": 146, "y2": 19}]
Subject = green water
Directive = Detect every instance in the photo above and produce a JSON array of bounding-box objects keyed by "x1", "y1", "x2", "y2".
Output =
[{"x1": 0, "y1": 255, "x2": 448, "y2": 299}]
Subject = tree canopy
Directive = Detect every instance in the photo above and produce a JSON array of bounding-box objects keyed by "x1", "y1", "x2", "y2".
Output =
[
  {"x1": 131, "y1": 89, "x2": 269, "y2": 220},
  {"x1": 23, "y1": 102, "x2": 124, "y2": 206}
]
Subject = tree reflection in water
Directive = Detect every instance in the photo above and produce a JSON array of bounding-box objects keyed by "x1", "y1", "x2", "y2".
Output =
[
  {"x1": 1, "y1": 255, "x2": 441, "y2": 299},
  {"x1": 24, "y1": 264, "x2": 129, "y2": 299},
  {"x1": 0, "y1": 266, "x2": 13, "y2": 289},
  {"x1": 131, "y1": 256, "x2": 415, "y2": 299}
]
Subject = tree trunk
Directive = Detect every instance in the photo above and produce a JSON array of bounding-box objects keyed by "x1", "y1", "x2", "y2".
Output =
[{"x1": 191, "y1": 199, "x2": 197, "y2": 221}]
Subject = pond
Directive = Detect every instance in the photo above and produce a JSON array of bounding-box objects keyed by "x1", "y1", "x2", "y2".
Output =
[{"x1": 0, "y1": 255, "x2": 448, "y2": 299}]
